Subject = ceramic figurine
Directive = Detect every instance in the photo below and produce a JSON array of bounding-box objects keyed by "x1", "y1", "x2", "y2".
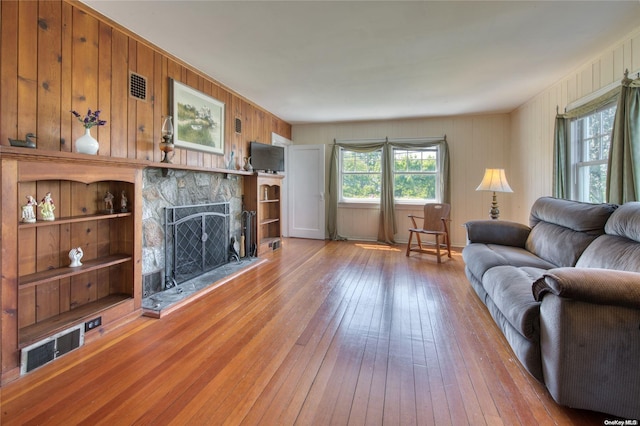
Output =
[
  {"x1": 68, "y1": 247, "x2": 84, "y2": 267},
  {"x1": 21, "y1": 195, "x2": 37, "y2": 223},
  {"x1": 120, "y1": 190, "x2": 128, "y2": 212},
  {"x1": 38, "y1": 192, "x2": 55, "y2": 221},
  {"x1": 104, "y1": 191, "x2": 114, "y2": 213}
]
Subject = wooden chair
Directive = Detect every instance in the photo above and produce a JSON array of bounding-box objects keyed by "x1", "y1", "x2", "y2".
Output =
[{"x1": 406, "y1": 203, "x2": 452, "y2": 263}]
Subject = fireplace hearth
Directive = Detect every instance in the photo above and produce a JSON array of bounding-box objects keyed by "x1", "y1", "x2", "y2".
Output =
[{"x1": 141, "y1": 256, "x2": 263, "y2": 317}]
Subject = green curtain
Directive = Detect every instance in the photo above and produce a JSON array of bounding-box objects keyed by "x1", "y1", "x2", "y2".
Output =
[
  {"x1": 553, "y1": 113, "x2": 569, "y2": 198},
  {"x1": 555, "y1": 80, "x2": 622, "y2": 200},
  {"x1": 328, "y1": 144, "x2": 342, "y2": 240},
  {"x1": 606, "y1": 75, "x2": 640, "y2": 204},
  {"x1": 328, "y1": 137, "x2": 449, "y2": 244},
  {"x1": 378, "y1": 143, "x2": 395, "y2": 243}
]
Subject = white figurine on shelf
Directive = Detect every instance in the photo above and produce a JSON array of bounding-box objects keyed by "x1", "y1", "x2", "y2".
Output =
[
  {"x1": 68, "y1": 247, "x2": 83, "y2": 267},
  {"x1": 120, "y1": 190, "x2": 128, "y2": 212},
  {"x1": 21, "y1": 195, "x2": 37, "y2": 223},
  {"x1": 38, "y1": 192, "x2": 55, "y2": 221}
]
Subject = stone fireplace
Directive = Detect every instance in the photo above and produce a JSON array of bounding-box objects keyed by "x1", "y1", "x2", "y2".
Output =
[{"x1": 140, "y1": 168, "x2": 256, "y2": 315}]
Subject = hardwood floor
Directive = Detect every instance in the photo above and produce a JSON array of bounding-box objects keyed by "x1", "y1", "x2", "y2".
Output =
[{"x1": 1, "y1": 239, "x2": 614, "y2": 425}]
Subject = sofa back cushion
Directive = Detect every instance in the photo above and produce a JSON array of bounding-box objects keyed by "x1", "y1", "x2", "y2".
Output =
[
  {"x1": 604, "y1": 201, "x2": 640, "y2": 242},
  {"x1": 525, "y1": 197, "x2": 617, "y2": 267},
  {"x1": 576, "y1": 202, "x2": 640, "y2": 271}
]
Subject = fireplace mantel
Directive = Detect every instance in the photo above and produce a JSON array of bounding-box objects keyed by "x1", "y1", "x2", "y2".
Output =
[{"x1": 0, "y1": 146, "x2": 253, "y2": 177}]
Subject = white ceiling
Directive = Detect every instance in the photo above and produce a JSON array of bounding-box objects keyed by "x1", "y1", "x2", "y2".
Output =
[{"x1": 83, "y1": 1, "x2": 640, "y2": 124}]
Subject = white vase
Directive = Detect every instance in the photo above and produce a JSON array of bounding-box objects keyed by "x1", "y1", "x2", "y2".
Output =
[{"x1": 76, "y1": 128, "x2": 99, "y2": 155}]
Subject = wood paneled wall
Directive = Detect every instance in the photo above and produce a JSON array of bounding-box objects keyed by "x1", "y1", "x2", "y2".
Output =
[
  {"x1": 509, "y1": 27, "x2": 640, "y2": 222},
  {"x1": 0, "y1": 1, "x2": 291, "y2": 168}
]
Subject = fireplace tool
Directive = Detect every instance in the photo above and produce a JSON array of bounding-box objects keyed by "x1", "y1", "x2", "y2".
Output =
[{"x1": 242, "y1": 210, "x2": 257, "y2": 258}]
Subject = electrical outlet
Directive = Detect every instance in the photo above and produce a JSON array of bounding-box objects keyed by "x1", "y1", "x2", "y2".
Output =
[{"x1": 85, "y1": 317, "x2": 102, "y2": 332}]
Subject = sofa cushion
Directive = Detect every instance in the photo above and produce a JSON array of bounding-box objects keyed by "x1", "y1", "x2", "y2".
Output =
[
  {"x1": 576, "y1": 202, "x2": 640, "y2": 272},
  {"x1": 528, "y1": 196, "x2": 617, "y2": 231},
  {"x1": 482, "y1": 266, "x2": 547, "y2": 340},
  {"x1": 525, "y1": 223, "x2": 597, "y2": 268},
  {"x1": 525, "y1": 197, "x2": 617, "y2": 267},
  {"x1": 576, "y1": 235, "x2": 640, "y2": 272},
  {"x1": 462, "y1": 243, "x2": 555, "y2": 284},
  {"x1": 604, "y1": 201, "x2": 640, "y2": 243}
]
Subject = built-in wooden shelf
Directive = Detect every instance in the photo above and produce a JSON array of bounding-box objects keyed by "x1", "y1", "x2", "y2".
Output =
[
  {"x1": 1, "y1": 145, "x2": 267, "y2": 382},
  {"x1": 244, "y1": 174, "x2": 283, "y2": 255},
  {"x1": 19, "y1": 254, "x2": 132, "y2": 289},
  {"x1": 19, "y1": 294, "x2": 131, "y2": 347},
  {"x1": 260, "y1": 218, "x2": 280, "y2": 225},
  {"x1": 18, "y1": 212, "x2": 132, "y2": 229}
]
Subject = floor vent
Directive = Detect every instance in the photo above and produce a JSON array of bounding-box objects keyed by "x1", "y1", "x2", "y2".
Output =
[{"x1": 20, "y1": 324, "x2": 84, "y2": 375}]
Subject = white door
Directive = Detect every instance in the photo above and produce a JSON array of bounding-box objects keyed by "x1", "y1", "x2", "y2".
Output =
[{"x1": 289, "y1": 144, "x2": 325, "y2": 239}]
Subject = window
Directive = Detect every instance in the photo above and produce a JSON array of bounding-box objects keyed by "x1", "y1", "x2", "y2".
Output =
[
  {"x1": 340, "y1": 150, "x2": 382, "y2": 201},
  {"x1": 393, "y1": 148, "x2": 438, "y2": 202},
  {"x1": 339, "y1": 147, "x2": 440, "y2": 203},
  {"x1": 570, "y1": 103, "x2": 616, "y2": 203}
]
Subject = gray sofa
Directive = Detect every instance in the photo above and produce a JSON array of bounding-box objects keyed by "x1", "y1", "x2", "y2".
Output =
[{"x1": 462, "y1": 196, "x2": 640, "y2": 419}]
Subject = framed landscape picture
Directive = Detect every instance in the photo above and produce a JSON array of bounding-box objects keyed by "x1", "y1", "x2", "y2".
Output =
[{"x1": 171, "y1": 79, "x2": 225, "y2": 155}]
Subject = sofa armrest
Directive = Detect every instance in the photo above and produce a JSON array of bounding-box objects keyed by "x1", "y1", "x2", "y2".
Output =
[
  {"x1": 533, "y1": 267, "x2": 640, "y2": 309},
  {"x1": 464, "y1": 220, "x2": 531, "y2": 247}
]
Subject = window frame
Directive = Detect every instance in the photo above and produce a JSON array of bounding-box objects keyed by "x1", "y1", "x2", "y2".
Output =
[
  {"x1": 338, "y1": 145, "x2": 441, "y2": 205},
  {"x1": 569, "y1": 101, "x2": 617, "y2": 203},
  {"x1": 392, "y1": 147, "x2": 440, "y2": 205},
  {"x1": 338, "y1": 148, "x2": 383, "y2": 204}
]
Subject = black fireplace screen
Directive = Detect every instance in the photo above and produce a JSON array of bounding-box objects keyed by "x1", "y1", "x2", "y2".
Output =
[{"x1": 165, "y1": 202, "x2": 230, "y2": 285}]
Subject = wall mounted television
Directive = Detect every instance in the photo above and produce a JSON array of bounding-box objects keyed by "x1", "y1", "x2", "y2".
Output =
[{"x1": 250, "y1": 141, "x2": 285, "y2": 173}]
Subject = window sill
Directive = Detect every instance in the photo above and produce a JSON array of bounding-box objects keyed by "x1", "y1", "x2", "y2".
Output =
[
  {"x1": 338, "y1": 201, "x2": 431, "y2": 209},
  {"x1": 339, "y1": 202, "x2": 379, "y2": 209}
]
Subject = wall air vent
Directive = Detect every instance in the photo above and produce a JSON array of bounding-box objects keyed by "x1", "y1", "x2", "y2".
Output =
[
  {"x1": 129, "y1": 71, "x2": 148, "y2": 101},
  {"x1": 235, "y1": 117, "x2": 242, "y2": 134},
  {"x1": 20, "y1": 324, "x2": 84, "y2": 375}
]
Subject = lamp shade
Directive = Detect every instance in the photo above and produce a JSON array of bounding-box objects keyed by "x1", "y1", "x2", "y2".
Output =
[{"x1": 476, "y1": 168, "x2": 513, "y2": 193}]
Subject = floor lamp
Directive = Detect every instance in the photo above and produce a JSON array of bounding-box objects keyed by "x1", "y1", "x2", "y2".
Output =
[{"x1": 476, "y1": 168, "x2": 513, "y2": 219}]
